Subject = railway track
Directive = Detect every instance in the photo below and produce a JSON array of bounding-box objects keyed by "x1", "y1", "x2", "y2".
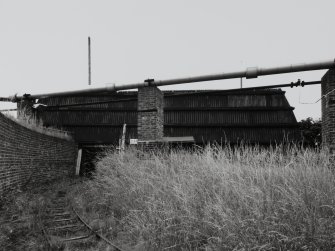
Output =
[{"x1": 39, "y1": 190, "x2": 123, "y2": 250}]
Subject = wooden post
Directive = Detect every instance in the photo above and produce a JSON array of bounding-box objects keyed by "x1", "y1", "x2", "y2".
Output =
[
  {"x1": 75, "y1": 149, "x2": 82, "y2": 176},
  {"x1": 121, "y1": 124, "x2": 126, "y2": 151}
]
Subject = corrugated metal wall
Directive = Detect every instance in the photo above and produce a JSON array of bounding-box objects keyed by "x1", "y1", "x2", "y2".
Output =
[{"x1": 35, "y1": 89, "x2": 300, "y2": 145}]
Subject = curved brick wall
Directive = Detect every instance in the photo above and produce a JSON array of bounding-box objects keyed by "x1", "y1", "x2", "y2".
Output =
[{"x1": 0, "y1": 113, "x2": 77, "y2": 196}]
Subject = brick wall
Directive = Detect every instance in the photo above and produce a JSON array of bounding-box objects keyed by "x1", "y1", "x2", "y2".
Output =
[
  {"x1": 137, "y1": 86, "x2": 164, "y2": 151},
  {"x1": 17, "y1": 98, "x2": 35, "y2": 119},
  {"x1": 0, "y1": 112, "x2": 77, "y2": 196},
  {"x1": 322, "y1": 69, "x2": 335, "y2": 152}
]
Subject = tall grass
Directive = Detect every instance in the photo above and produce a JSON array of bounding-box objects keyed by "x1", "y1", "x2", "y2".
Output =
[{"x1": 73, "y1": 145, "x2": 335, "y2": 250}]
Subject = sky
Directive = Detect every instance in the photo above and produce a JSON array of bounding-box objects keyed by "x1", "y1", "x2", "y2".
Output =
[{"x1": 0, "y1": 0, "x2": 334, "y2": 120}]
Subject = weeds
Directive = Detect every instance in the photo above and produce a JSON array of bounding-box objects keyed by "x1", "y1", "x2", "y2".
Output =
[
  {"x1": 0, "y1": 178, "x2": 109, "y2": 251},
  {"x1": 0, "y1": 184, "x2": 47, "y2": 250},
  {"x1": 1, "y1": 109, "x2": 72, "y2": 140},
  {"x1": 72, "y1": 145, "x2": 335, "y2": 250}
]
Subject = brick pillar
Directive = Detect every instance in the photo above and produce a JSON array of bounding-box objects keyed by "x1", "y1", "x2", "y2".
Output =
[
  {"x1": 137, "y1": 86, "x2": 164, "y2": 152},
  {"x1": 322, "y1": 69, "x2": 335, "y2": 153},
  {"x1": 17, "y1": 97, "x2": 35, "y2": 121}
]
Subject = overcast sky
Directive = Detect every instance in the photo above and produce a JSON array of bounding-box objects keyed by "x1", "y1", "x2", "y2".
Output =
[{"x1": 1, "y1": 0, "x2": 334, "y2": 120}]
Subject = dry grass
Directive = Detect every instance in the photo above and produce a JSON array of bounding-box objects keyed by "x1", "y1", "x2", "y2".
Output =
[
  {"x1": 72, "y1": 145, "x2": 335, "y2": 250},
  {"x1": 0, "y1": 181, "x2": 53, "y2": 250},
  {"x1": 1, "y1": 109, "x2": 72, "y2": 141}
]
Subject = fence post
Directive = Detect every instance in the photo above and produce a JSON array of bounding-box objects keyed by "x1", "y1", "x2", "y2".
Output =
[{"x1": 75, "y1": 149, "x2": 82, "y2": 176}]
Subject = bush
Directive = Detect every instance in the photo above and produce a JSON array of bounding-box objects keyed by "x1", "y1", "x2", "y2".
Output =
[{"x1": 299, "y1": 117, "x2": 322, "y2": 147}]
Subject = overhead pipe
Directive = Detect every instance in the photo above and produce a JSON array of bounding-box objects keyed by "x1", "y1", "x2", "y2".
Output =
[
  {"x1": 35, "y1": 80, "x2": 320, "y2": 110},
  {"x1": 0, "y1": 97, "x2": 12, "y2": 102},
  {"x1": 14, "y1": 59, "x2": 335, "y2": 100}
]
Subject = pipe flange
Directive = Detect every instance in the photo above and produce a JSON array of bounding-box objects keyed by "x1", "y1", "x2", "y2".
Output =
[{"x1": 246, "y1": 67, "x2": 258, "y2": 79}]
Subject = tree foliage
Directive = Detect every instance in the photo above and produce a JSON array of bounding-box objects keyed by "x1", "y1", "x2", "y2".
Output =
[{"x1": 298, "y1": 117, "x2": 321, "y2": 147}]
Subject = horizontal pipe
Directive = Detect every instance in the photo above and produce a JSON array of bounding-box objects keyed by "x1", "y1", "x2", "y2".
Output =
[
  {"x1": 18, "y1": 80, "x2": 321, "y2": 110},
  {"x1": 35, "y1": 80, "x2": 320, "y2": 109},
  {"x1": 0, "y1": 97, "x2": 12, "y2": 102},
  {"x1": 14, "y1": 59, "x2": 334, "y2": 100},
  {"x1": 41, "y1": 107, "x2": 295, "y2": 112},
  {"x1": 47, "y1": 123, "x2": 299, "y2": 128},
  {"x1": 0, "y1": 109, "x2": 17, "y2": 112},
  {"x1": 163, "y1": 80, "x2": 321, "y2": 97}
]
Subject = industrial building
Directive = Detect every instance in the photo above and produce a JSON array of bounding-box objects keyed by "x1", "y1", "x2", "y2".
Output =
[{"x1": 34, "y1": 88, "x2": 300, "y2": 146}]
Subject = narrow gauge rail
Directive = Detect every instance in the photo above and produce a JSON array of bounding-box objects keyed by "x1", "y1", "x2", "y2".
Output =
[{"x1": 38, "y1": 190, "x2": 124, "y2": 251}]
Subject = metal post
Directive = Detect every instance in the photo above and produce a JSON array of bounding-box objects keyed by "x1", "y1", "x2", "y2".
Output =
[{"x1": 88, "y1": 37, "x2": 91, "y2": 86}]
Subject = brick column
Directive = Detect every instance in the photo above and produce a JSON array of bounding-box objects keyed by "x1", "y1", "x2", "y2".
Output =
[
  {"x1": 322, "y1": 69, "x2": 335, "y2": 153},
  {"x1": 17, "y1": 97, "x2": 35, "y2": 121},
  {"x1": 137, "y1": 86, "x2": 164, "y2": 152}
]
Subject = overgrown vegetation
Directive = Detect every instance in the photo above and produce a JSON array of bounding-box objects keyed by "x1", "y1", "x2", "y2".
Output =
[
  {"x1": 0, "y1": 181, "x2": 55, "y2": 250},
  {"x1": 2, "y1": 145, "x2": 335, "y2": 250},
  {"x1": 298, "y1": 117, "x2": 322, "y2": 147},
  {"x1": 72, "y1": 145, "x2": 335, "y2": 250},
  {"x1": 1, "y1": 109, "x2": 72, "y2": 140},
  {"x1": 0, "y1": 178, "x2": 108, "y2": 251}
]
